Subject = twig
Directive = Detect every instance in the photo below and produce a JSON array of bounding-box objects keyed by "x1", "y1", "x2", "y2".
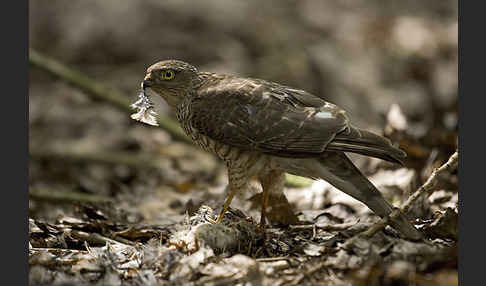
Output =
[
  {"x1": 401, "y1": 150, "x2": 458, "y2": 214},
  {"x1": 360, "y1": 209, "x2": 400, "y2": 238},
  {"x1": 29, "y1": 48, "x2": 190, "y2": 143},
  {"x1": 289, "y1": 220, "x2": 358, "y2": 232},
  {"x1": 29, "y1": 188, "x2": 113, "y2": 204},
  {"x1": 104, "y1": 233, "x2": 139, "y2": 246},
  {"x1": 360, "y1": 150, "x2": 458, "y2": 239},
  {"x1": 29, "y1": 247, "x2": 89, "y2": 254},
  {"x1": 69, "y1": 230, "x2": 135, "y2": 246},
  {"x1": 30, "y1": 146, "x2": 170, "y2": 170},
  {"x1": 256, "y1": 256, "x2": 289, "y2": 262}
]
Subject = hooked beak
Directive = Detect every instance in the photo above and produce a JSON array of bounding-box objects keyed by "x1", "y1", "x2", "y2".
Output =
[{"x1": 142, "y1": 73, "x2": 153, "y2": 89}]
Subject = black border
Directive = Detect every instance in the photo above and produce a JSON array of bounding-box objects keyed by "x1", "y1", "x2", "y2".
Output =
[
  {"x1": 457, "y1": 0, "x2": 462, "y2": 283},
  {"x1": 458, "y1": 0, "x2": 470, "y2": 285},
  {"x1": 2, "y1": 0, "x2": 28, "y2": 283},
  {"x1": 22, "y1": 1, "x2": 465, "y2": 284}
]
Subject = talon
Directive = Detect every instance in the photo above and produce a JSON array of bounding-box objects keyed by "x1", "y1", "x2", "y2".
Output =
[
  {"x1": 206, "y1": 217, "x2": 218, "y2": 224},
  {"x1": 207, "y1": 189, "x2": 236, "y2": 224},
  {"x1": 207, "y1": 213, "x2": 224, "y2": 224},
  {"x1": 258, "y1": 222, "x2": 266, "y2": 232}
]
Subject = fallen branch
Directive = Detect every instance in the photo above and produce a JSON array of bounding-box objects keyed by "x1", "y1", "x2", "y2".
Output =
[
  {"x1": 29, "y1": 247, "x2": 89, "y2": 255},
  {"x1": 29, "y1": 49, "x2": 190, "y2": 143},
  {"x1": 290, "y1": 220, "x2": 358, "y2": 232},
  {"x1": 30, "y1": 188, "x2": 113, "y2": 204},
  {"x1": 30, "y1": 146, "x2": 171, "y2": 170},
  {"x1": 401, "y1": 150, "x2": 459, "y2": 214},
  {"x1": 256, "y1": 256, "x2": 290, "y2": 262},
  {"x1": 360, "y1": 150, "x2": 459, "y2": 239},
  {"x1": 69, "y1": 230, "x2": 136, "y2": 246}
]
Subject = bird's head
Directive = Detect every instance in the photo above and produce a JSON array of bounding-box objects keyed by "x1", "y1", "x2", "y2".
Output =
[{"x1": 142, "y1": 60, "x2": 198, "y2": 108}]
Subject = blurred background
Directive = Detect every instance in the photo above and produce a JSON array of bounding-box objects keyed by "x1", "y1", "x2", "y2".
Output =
[
  {"x1": 29, "y1": 0, "x2": 457, "y2": 222},
  {"x1": 29, "y1": 1, "x2": 458, "y2": 284}
]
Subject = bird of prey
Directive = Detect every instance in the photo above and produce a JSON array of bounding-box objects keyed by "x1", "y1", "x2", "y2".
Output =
[{"x1": 134, "y1": 59, "x2": 422, "y2": 240}]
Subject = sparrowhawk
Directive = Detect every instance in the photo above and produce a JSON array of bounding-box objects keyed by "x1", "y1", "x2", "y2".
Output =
[{"x1": 133, "y1": 59, "x2": 422, "y2": 240}]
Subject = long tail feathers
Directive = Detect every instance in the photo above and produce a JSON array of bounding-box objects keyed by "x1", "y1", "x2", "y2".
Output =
[{"x1": 314, "y1": 152, "x2": 422, "y2": 240}]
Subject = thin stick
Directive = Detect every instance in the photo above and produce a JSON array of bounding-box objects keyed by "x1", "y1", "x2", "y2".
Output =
[
  {"x1": 29, "y1": 247, "x2": 89, "y2": 254},
  {"x1": 29, "y1": 188, "x2": 113, "y2": 204},
  {"x1": 69, "y1": 230, "x2": 134, "y2": 246},
  {"x1": 361, "y1": 150, "x2": 458, "y2": 239},
  {"x1": 401, "y1": 150, "x2": 458, "y2": 214},
  {"x1": 256, "y1": 256, "x2": 290, "y2": 262},
  {"x1": 289, "y1": 220, "x2": 358, "y2": 232},
  {"x1": 29, "y1": 49, "x2": 190, "y2": 143},
  {"x1": 29, "y1": 146, "x2": 169, "y2": 170}
]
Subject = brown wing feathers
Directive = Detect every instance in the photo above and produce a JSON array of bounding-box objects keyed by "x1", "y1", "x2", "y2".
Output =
[{"x1": 192, "y1": 75, "x2": 406, "y2": 163}]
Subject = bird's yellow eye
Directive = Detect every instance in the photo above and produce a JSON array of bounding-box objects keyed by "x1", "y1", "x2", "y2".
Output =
[{"x1": 162, "y1": 70, "x2": 175, "y2": 80}]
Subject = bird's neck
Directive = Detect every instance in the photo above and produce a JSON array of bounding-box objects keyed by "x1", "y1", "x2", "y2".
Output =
[{"x1": 193, "y1": 72, "x2": 229, "y2": 90}]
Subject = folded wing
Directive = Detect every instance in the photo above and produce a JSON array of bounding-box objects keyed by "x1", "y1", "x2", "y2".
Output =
[{"x1": 190, "y1": 76, "x2": 405, "y2": 163}]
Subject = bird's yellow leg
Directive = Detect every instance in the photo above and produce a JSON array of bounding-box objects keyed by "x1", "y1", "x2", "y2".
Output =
[{"x1": 208, "y1": 190, "x2": 236, "y2": 224}]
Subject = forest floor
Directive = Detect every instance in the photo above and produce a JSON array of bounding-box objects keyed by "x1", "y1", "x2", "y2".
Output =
[{"x1": 29, "y1": 1, "x2": 458, "y2": 285}]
